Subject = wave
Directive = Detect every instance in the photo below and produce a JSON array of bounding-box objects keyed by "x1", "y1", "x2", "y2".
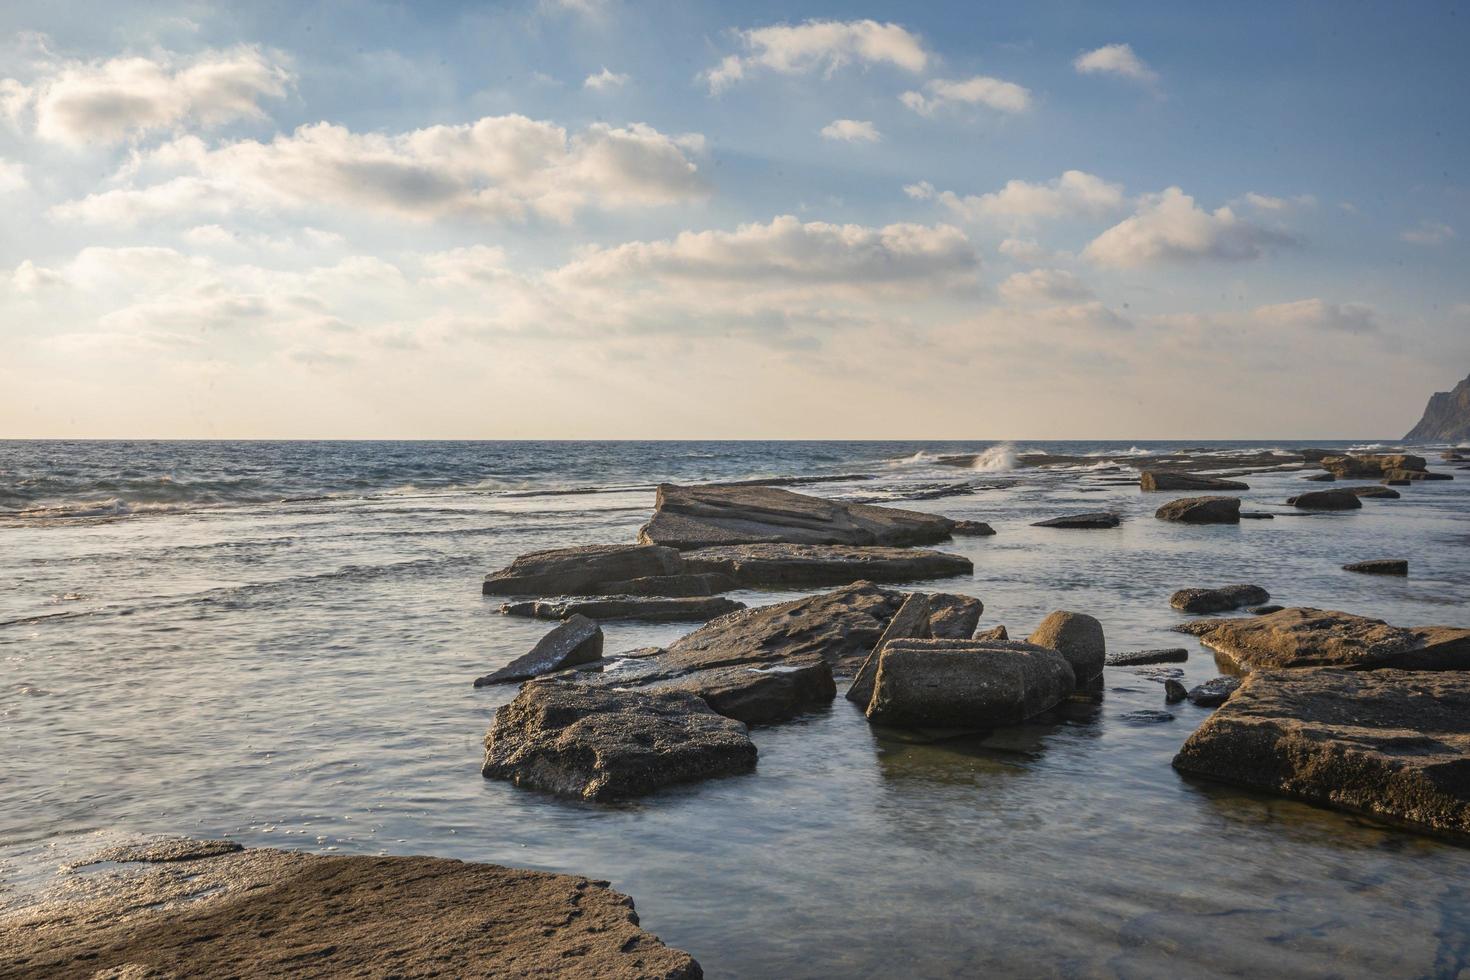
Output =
[{"x1": 971, "y1": 444, "x2": 1019, "y2": 472}]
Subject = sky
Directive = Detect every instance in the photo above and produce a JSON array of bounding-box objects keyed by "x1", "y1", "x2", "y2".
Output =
[{"x1": 0, "y1": 0, "x2": 1467, "y2": 439}]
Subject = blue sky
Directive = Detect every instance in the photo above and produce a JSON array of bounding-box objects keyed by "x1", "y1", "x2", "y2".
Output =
[{"x1": 1, "y1": 1, "x2": 1466, "y2": 438}]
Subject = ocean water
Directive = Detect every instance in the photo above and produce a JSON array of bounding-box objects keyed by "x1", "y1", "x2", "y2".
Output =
[{"x1": 2, "y1": 439, "x2": 1469, "y2": 978}]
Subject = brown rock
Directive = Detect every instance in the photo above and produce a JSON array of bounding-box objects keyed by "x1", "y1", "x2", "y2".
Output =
[
  {"x1": 950, "y1": 519, "x2": 996, "y2": 536},
  {"x1": 865, "y1": 639, "x2": 1074, "y2": 728},
  {"x1": 929, "y1": 592, "x2": 984, "y2": 638},
  {"x1": 1027, "y1": 610, "x2": 1105, "y2": 685},
  {"x1": 1286, "y1": 489, "x2": 1363, "y2": 510},
  {"x1": 679, "y1": 542, "x2": 972, "y2": 588},
  {"x1": 1320, "y1": 454, "x2": 1426, "y2": 478},
  {"x1": 1140, "y1": 471, "x2": 1249, "y2": 492},
  {"x1": 974, "y1": 624, "x2": 1009, "y2": 642},
  {"x1": 474, "y1": 614, "x2": 604, "y2": 686},
  {"x1": 1197, "y1": 607, "x2": 1470, "y2": 671},
  {"x1": 1154, "y1": 496, "x2": 1242, "y2": 524},
  {"x1": 1169, "y1": 584, "x2": 1270, "y2": 614},
  {"x1": 482, "y1": 544, "x2": 683, "y2": 596},
  {"x1": 846, "y1": 593, "x2": 932, "y2": 707}
]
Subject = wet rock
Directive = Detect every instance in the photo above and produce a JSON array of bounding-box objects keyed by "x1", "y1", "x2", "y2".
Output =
[
  {"x1": 1320, "y1": 453, "x2": 1426, "y2": 478},
  {"x1": 638, "y1": 482, "x2": 956, "y2": 549},
  {"x1": 1154, "y1": 496, "x2": 1242, "y2": 524},
  {"x1": 1239, "y1": 512, "x2": 1275, "y2": 520},
  {"x1": 865, "y1": 639, "x2": 1075, "y2": 728},
  {"x1": 474, "y1": 615, "x2": 603, "y2": 687},
  {"x1": 1384, "y1": 468, "x2": 1452, "y2": 481},
  {"x1": 974, "y1": 625, "x2": 1009, "y2": 642},
  {"x1": 1195, "y1": 607, "x2": 1470, "y2": 671},
  {"x1": 1384, "y1": 478, "x2": 1412, "y2": 486},
  {"x1": 1343, "y1": 559, "x2": 1408, "y2": 576},
  {"x1": 1304, "y1": 472, "x2": 1337, "y2": 482},
  {"x1": 500, "y1": 595, "x2": 745, "y2": 622},
  {"x1": 1169, "y1": 584, "x2": 1270, "y2": 614},
  {"x1": 950, "y1": 519, "x2": 996, "y2": 536},
  {"x1": 1248, "y1": 604, "x2": 1285, "y2": 615},
  {"x1": 846, "y1": 592, "x2": 932, "y2": 707},
  {"x1": 1287, "y1": 488, "x2": 1363, "y2": 510},
  {"x1": 1027, "y1": 611, "x2": 1106, "y2": 685},
  {"x1": 1139, "y1": 471, "x2": 1249, "y2": 492},
  {"x1": 1, "y1": 843, "x2": 703, "y2": 979},
  {"x1": 85, "y1": 838, "x2": 245, "y2": 864},
  {"x1": 679, "y1": 542, "x2": 971, "y2": 588},
  {"x1": 1107, "y1": 648, "x2": 1189, "y2": 666},
  {"x1": 1173, "y1": 668, "x2": 1470, "y2": 838},
  {"x1": 483, "y1": 543, "x2": 684, "y2": 596},
  {"x1": 615, "y1": 573, "x2": 740, "y2": 597},
  {"x1": 1164, "y1": 679, "x2": 1189, "y2": 703},
  {"x1": 1121, "y1": 709, "x2": 1176, "y2": 725},
  {"x1": 1186, "y1": 676, "x2": 1241, "y2": 707},
  {"x1": 483, "y1": 683, "x2": 755, "y2": 801},
  {"x1": 929, "y1": 593, "x2": 984, "y2": 639},
  {"x1": 1347, "y1": 485, "x2": 1401, "y2": 499},
  {"x1": 1031, "y1": 512, "x2": 1121, "y2": 529}
]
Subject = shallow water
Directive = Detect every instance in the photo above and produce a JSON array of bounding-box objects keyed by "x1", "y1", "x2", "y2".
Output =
[{"x1": 2, "y1": 440, "x2": 1469, "y2": 977}]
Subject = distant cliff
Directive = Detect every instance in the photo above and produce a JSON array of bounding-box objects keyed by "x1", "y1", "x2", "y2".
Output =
[{"x1": 1404, "y1": 371, "x2": 1470, "y2": 442}]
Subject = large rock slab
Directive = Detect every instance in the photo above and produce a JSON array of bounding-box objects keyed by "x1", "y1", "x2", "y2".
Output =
[
  {"x1": 1173, "y1": 669, "x2": 1470, "y2": 838},
  {"x1": 1107, "y1": 647, "x2": 1188, "y2": 666},
  {"x1": 1320, "y1": 453, "x2": 1426, "y2": 478},
  {"x1": 483, "y1": 543, "x2": 684, "y2": 596},
  {"x1": 1, "y1": 841, "x2": 702, "y2": 978},
  {"x1": 1154, "y1": 496, "x2": 1241, "y2": 524},
  {"x1": 638, "y1": 482, "x2": 956, "y2": 549},
  {"x1": 1343, "y1": 559, "x2": 1408, "y2": 576},
  {"x1": 474, "y1": 614, "x2": 604, "y2": 686},
  {"x1": 1287, "y1": 489, "x2": 1363, "y2": 510},
  {"x1": 929, "y1": 593, "x2": 984, "y2": 638},
  {"x1": 846, "y1": 592, "x2": 932, "y2": 707},
  {"x1": 679, "y1": 542, "x2": 972, "y2": 588},
  {"x1": 866, "y1": 639, "x2": 1074, "y2": 728},
  {"x1": 1195, "y1": 607, "x2": 1470, "y2": 671},
  {"x1": 1140, "y1": 471, "x2": 1249, "y2": 492},
  {"x1": 483, "y1": 683, "x2": 756, "y2": 800},
  {"x1": 500, "y1": 595, "x2": 745, "y2": 622},
  {"x1": 1169, "y1": 584, "x2": 1270, "y2": 614},
  {"x1": 1027, "y1": 610, "x2": 1105, "y2": 685}
]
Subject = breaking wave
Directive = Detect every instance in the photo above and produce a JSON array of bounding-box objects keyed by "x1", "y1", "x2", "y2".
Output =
[{"x1": 971, "y1": 444, "x2": 1019, "y2": 472}]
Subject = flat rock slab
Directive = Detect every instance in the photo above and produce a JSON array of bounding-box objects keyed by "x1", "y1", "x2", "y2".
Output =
[
  {"x1": 483, "y1": 683, "x2": 756, "y2": 801},
  {"x1": 3, "y1": 843, "x2": 701, "y2": 978},
  {"x1": 1348, "y1": 485, "x2": 1401, "y2": 499},
  {"x1": 1031, "y1": 512, "x2": 1120, "y2": 529},
  {"x1": 1344, "y1": 559, "x2": 1408, "y2": 576},
  {"x1": 1154, "y1": 496, "x2": 1241, "y2": 524},
  {"x1": 1194, "y1": 607, "x2": 1470, "y2": 671},
  {"x1": 638, "y1": 482, "x2": 955, "y2": 549},
  {"x1": 679, "y1": 542, "x2": 972, "y2": 588},
  {"x1": 474, "y1": 614, "x2": 603, "y2": 686},
  {"x1": 1107, "y1": 648, "x2": 1189, "y2": 666},
  {"x1": 500, "y1": 595, "x2": 745, "y2": 622},
  {"x1": 1173, "y1": 669, "x2": 1470, "y2": 839},
  {"x1": 1140, "y1": 471, "x2": 1249, "y2": 491},
  {"x1": 950, "y1": 520, "x2": 996, "y2": 536},
  {"x1": 1287, "y1": 489, "x2": 1363, "y2": 510},
  {"x1": 867, "y1": 639, "x2": 1075, "y2": 728},
  {"x1": 1321, "y1": 453, "x2": 1426, "y2": 478},
  {"x1": 1186, "y1": 676, "x2": 1241, "y2": 707},
  {"x1": 846, "y1": 592, "x2": 933, "y2": 708},
  {"x1": 929, "y1": 593, "x2": 984, "y2": 638},
  {"x1": 1170, "y1": 584, "x2": 1270, "y2": 614},
  {"x1": 484, "y1": 543, "x2": 690, "y2": 596}
]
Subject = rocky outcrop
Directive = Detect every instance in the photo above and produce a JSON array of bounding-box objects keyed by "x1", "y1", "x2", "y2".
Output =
[
  {"x1": 845, "y1": 592, "x2": 932, "y2": 707},
  {"x1": 474, "y1": 615, "x2": 604, "y2": 686},
  {"x1": 1031, "y1": 512, "x2": 1120, "y2": 529},
  {"x1": 1343, "y1": 559, "x2": 1408, "y2": 576},
  {"x1": 1139, "y1": 472, "x2": 1249, "y2": 492},
  {"x1": 1027, "y1": 610, "x2": 1105, "y2": 685},
  {"x1": 1192, "y1": 607, "x2": 1470, "y2": 671},
  {"x1": 1185, "y1": 676, "x2": 1241, "y2": 707},
  {"x1": 1404, "y1": 371, "x2": 1470, "y2": 442},
  {"x1": 929, "y1": 593, "x2": 984, "y2": 638},
  {"x1": 1153, "y1": 496, "x2": 1241, "y2": 524},
  {"x1": 974, "y1": 625, "x2": 1009, "y2": 642},
  {"x1": 483, "y1": 683, "x2": 756, "y2": 801},
  {"x1": 499, "y1": 595, "x2": 745, "y2": 622},
  {"x1": 482, "y1": 543, "x2": 725, "y2": 597},
  {"x1": 1320, "y1": 454, "x2": 1426, "y2": 478},
  {"x1": 1304, "y1": 472, "x2": 1336, "y2": 482},
  {"x1": 638, "y1": 483, "x2": 956, "y2": 549},
  {"x1": 1348, "y1": 485, "x2": 1400, "y2": 499},
  {"x1": 1173, "y1": 668, "x2": 1470, "y2": 838},
  {"x1": 1287, "y1": 488, "x2": 1363, "y2": 510},
  {"x1": 865, "y1": 639, "x2": 1075, "y2": 728},
  {"x1": 1384, "y1": 468, "x2": 1453, "y2": 481},
  {"x1": 679, "y1": 542, "x2": 972, "y2": 588},
  {"x1": 1106, "y1": 648, "x2": 1188, "y2": 666},
  {"x1": 1, "y1": 841, "x2": 702, "y2": 979},
  {"x1": 951, "y1": 520, "x2": 996, "y2": 536},
  {"x1": 1169, "y1": 584, "x2": 1270, "y2": 614}
]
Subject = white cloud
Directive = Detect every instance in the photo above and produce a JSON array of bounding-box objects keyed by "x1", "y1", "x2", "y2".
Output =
[
  {"x1": 1073, "y1": 43, "x2": 1157, "y2": 84},
  {"x1": 3, "y1": 46, "x2": 290, "y2": 145},
  {"x1": 1242, "y1": 192, "x2": 1316, "y2": 211},
  {"x1": 903, "y1": 181, "x2": 934, "y2": 200},
  {"x1": 53, "y1": 115, "x2": 708, "y2": 225},
  {"x1": 0, "y1": 158, "x2": 26, "y2": 193},
  {"x1": 997, "y1": 238, "x2": 1070, "y2": 264},
  {"x1": 1084, "y1": 187, "x2": 1295, "y2": 266},
  {"x1": 10, "y1": 259, "x2": 64, "y2": 293},
  {"x1": 998, "y1": 268, "x2": 1093, "y2": 304},
  {"x1": 934, "y1": 170, "x2": 1124, "y2": 226},
  {"x1": 820, "y1": 119, "x2": 880, "y2": 142},
  {"x1": 583, "y1": 67, "x2": 628, "y2": 90},
  {"x1": 704, "y1": 19, "x2": 928, "y2": 93},
  {"x1": 1400, "y1": 220, "x2": 1456, "y2": 245},
  {"x1": 1252, "y1": 298, "x2": 1380, "y2": 334},
  {"x1": 900, "y1": 75, "x2": 1032, "y2": 116}
]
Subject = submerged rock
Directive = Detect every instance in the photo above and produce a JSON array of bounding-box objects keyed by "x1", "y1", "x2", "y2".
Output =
[
  {"x1": 1031, "y1": 512, "x2": 1121, "y2": 529},
  {"x1": 1186, "y1": 676, "x2": 1242, "y2": 707},
  {"x1": 1304, "y1": 472, "x2": 1337, "y2": 482},
  {"x1": 1384, "y1": 468, "x2": 1452, "y2": 481},
  {"x1": 1139, "y1": 471, "x2": 1249, "y2": 492},
  {"x1": 482, "y1": 683, "x2": 756, "y2": 801},
  {"x1": 1173, "y1": 668, "x2": 1470, "y2": 838},
  {"x1": 500, "y1": 595, "x2": 745, "y2": 622},
  {"x1": 679, "y1": 542, "x2": 972, "y2": 588},
  {"x1": 638, "y1": 482, "x2": 956, "y2": 549},
  {"x1": 1169, "y1": 584, "x2": 1270, "y2": 614},
  {"x1": 1154, "y1": 496, "x2": 1242, "y2": 524},
  {"x1": 474, "y1": 614, "x2": 604, "y2": 687},
  {"x1": 1027, "y1": 611, "x2": 1106, "y2": 685},
  {"x1": 846, "y1": 592, "x2": 932, "y2": 707},
  {"x1": 929, "y1": 593, "x2": 984, "y2": 639},
  {"x1": 1107, "y1": 648, "x2": 1189, "y2": 666},
  {"x1": 1343, "y1": 559, "x2": 1408, "y2": 576},
  {"x1": 865, "y1": 639, "x2": 1074, "y2": 728},
  {"x1": 1286, "y1": 489, "x2": 1363, "y2": 511},
  {"x1": 1248, "y1": 604, "x2": 1285, "y2": 615},
  {"x1": 1194, "y1": 607, "x2": 1470, "y2": 671}
]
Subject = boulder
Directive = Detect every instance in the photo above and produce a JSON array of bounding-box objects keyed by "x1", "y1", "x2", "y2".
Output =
[
  {"x1": 951, "y1": 519, "x2": 996, "y2": 536},
  {"x1": 482, "y1": 683, "x2": 756, "y2": 800},
  {"x1": 1286, "y1": 489, "x2": 1363, "y2": 510},
  {"x1": 1031, "y1": 512, "x2": 1121, "y2": 529},
  {"x1": 1169, "y1": 584, "x2": 1270, "y2": 614},
  {"x1": 1027, "y1": 610, "x2": 1106, "y2": 685},
  {"x1": 679, "y1": 542, "x2": 972, "y2": 588},
  {"x1": 1140, "y1": 471, "x2": 1249, "y2": 492},
  {"x1": 1347, "y1": 485, "x2": 1401, "y2": 499},
  {"x1": 1195, "y1": 607, "x2": 1470, "y2": 671},
  {"x1": 846, "y1": 592, "x2": 932, "y2": 707},
  {"x1": 1186, "y1": 676, "x2": 1241, "y2": 707},
  {"x1": 0, "y1": 843, "x2": 702, "y2": 979},
  {"x1": 1164, "y1": 679, "x2": 1189, "y2": 703},
  {"x1": 1154, "y1": 496, "x2": 1241, "y2": 524},
  {"x1": 474, "y1": 615, "x2": 604, "y2": 686},
  {"x1": 865, "y1": 639, "x2": 1075, "y2": 728},
  {"x1": 483, "y1": 544, "x2": 682, "y2": 596},
  {"x1": 638, "y1": 482, "x2": 956, "y2": 549},
  {"x1": 1343, "y1": 559, "x2": 1408, "y2": 576},
  {"x1": 1107, "y1": 648, "x2": 1189, "y2": 666},
  {"x1": 929, "y1": 593, "x2": 984, "y2": 638},
  {"x1": 1173, "y1": 669, "x2": 1470, "y2": 838},
  {"x1": 499, "y1": 595, "x2": 745, "y2": 622},
  {"x1": 974, "y1": 625, "x2": 1009, "y2": 642}
]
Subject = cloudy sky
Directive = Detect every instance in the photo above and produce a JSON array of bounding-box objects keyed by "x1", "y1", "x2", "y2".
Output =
[{"x1": 1, "y1": 1, "x2": 1466, "y2": 439}]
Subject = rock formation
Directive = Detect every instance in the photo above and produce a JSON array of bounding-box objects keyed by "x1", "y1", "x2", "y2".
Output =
[{"x1": 1404, "y1": 370, "x2": 1470, "y2": 442}]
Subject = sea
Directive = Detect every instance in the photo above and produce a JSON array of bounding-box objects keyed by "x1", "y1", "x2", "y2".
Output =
[{"x1": 2, "y1": 439, "x2": 1468, "y2": 977}]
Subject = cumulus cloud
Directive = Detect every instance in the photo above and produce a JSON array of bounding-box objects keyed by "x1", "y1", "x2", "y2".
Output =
[
  {"x1": 903, "y1": 181, "x2": 934, "y2": 200},
  {"x1": 1084, "y1": 187, "x2": 1295, "y2": 266},
  {"x1": 1400, "y1": 220, "x2": 1456, "y2": 245},
  {"x1": 997, "y1": 268, "x2": 1093, "y2": 304},
  {"x1": 703, "y1": 19, "x2": 928, "y2": 93},
  {"x1": 3, "y1": 46, "x2": 290, "y2": 145},
  {"x1": 10, "y1": 259, "x2": 64, "y2": 293},
  {"x1": 52, "y1": 115, "x2": 708, "y2": 225},
  {"x1": 1073, "y1": 43, "x2": 1157, "y2": 84},
  {"x1": 583, "y1": 67, "x2": 628, "y2": 90},
  {"x1": 997, "y1": 238, "x2": 1071, "y2": 265},
  {"x1": 1251, "y1": 298, "x2": 1380, "y2": 334},
  {"x1": 820, "y1": 119, "x2": 880, "y2": 142},
  {"x1": 934, "y1": 170, "x2": 1124, "y2": 225},
  {"x1": 900, "y1": 75, "x2": 1032, "y2": 116}
]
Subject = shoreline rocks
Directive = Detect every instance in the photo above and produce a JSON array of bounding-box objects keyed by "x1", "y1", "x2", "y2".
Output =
[
  {"x1": 482, "y1": 543, "x2": 722, "y2": 597},
  {"x1": 865, "y1": 639, "x2": 1075, "y2": 728},
  {"x1": 1343, "y1": 559, "x2": 1408, "y2": 576},
  {"x1": 1347, "y1": 485, "x2": 1401, "y2": 499},
  {"x1": 679, "y1": 542, "x2": 972, "y2": 588},
  {"x1": 1107, "y1": 648, "x2": 1189, "y2": 666},
  {"x1": 1185, "y1": 676, "x2": 1241, "y2": 707},
  {"x1": 846, "y1": 592, "x2": 933, "y2": 707},
  {"x1": 1320, "y1": 454, "x2": 1426, "y2": 479},
  {"x1": 500, "y1": 595, "x2": 745, "y2": 622},
  {"x1": 1287, "y1": 489, "x2": 1363, "y2": 511},
  {"x1": 1027, "y1": 611, "x2": 1105, "y2": 685},
  {"x1": 474, "y1": 615, "x2": 603, "y2": 686},
  {"x1": 1031, "y1": 512, "x2": 1120, "y2": 529},
  {"x1": 1154, "y1": 496, "x2": 1242, "y2": 524},
  {"x1": 1191, "y1": 607, "x2": 1470, "y2": 671},
  {"x1": 1140, "y1": 471, "x2": 1249, "y2": 492},
  {"x1": 1169, "y1": 584, "x2": 1270, "y2": 614}
]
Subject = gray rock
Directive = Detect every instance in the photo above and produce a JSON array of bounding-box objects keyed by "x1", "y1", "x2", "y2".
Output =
[
  {"x1": 929, "y1": 593, "x2": 984, "y2": 638},
  {"x1": 1286, "y1": 489, "x2": 1363, "y2": 510},
  {"x1": 1169, "y1": 584, "x2": 1270, "y2": 614},
  {"x1": 1384, "y1": 478, "x2": 1412, "y2": 486},
  {"x1": 500, "y1": 595, "x2": 744, "y2": 622},
  {"x1": 482, "y1": 544, "x2": 683, "y2": 596},
  {"x1": 1186, "y1": 676, "x2": 1242, "y2": 707},
  {"x1": 1031, "y1": 512, "x2": 1121, "y2": 529},
  {"x1": 1320, "y1": 453, "x2": 1427, "y2": 478},
  {"x1": 1140, "y1": 471, "x2": 1249, "y2": 492},
  {"x1": 1154, "y1": 496, "x2": 1242, "y2": 524},
  {"x1": 1107, "y1": 648, "x2": 1189, "y2": 666},
  {"x1": 482, "y1": 683, "x2": 756, "y2": 801},
  {"x1": 865, "y1": 639, "x2": 1075, "y2": 728},
  {"x1": 474, "y1": 615, "x2": 604, "y2": 686},
  {"x1": 1174, "y1": 669, "x2": 1470, "y2": 838},
  {"x1": 1304, "y1": 472, "x2": 1337, "y2": 482},
  {"x1": 846, "y1": 592, "x2": 932, "y2": 707},
  {"x1": 679, "y1": 542, "x2": 972, "y2": 588},
  {"x1": 1163, "y1": 679, "x2": 1189, "y2": 703},
  {"x1": 1347, "y1": 485, "x2": 1401, "y2": 499},
  {"x1": 1027, "y1": 610, "x2": 1106, "y2": 685},
  {"x1": 1343, "y1": 559, "x2": 1408, "y2": 576},
  {"x1": 951, "y1": 520, "x2": 996, "y2": 536},
  {"x1": 1248, "y1": 604, "x2": 1285, "y2": 615},
  {"x1": 1195, "y1": 607, "x2": 1470, "y2": 671},
  {"x1": 974, "y1": 625, "x2": 1009, "y2": 642}
]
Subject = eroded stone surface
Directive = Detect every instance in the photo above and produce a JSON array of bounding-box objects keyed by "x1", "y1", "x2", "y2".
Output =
[
  {"x1": 1169, "y1": 584, "x2": 1270, "y2": 614},
  {"x1": 474, "y1": 614, "x2": 604, "y2": 687},
  {"x1": 846, "y1": 592, "x2": 932, "y2": 707},
  {"x1": 679, "y1": 542, "x2": 972, "y2": 588},
  {"x1": 1195, "y1": 607, "x2": 1470, "y2": 671},
  {"x1": 866, "y1": 639, "x2": 1074, "y2": 729},
  {"x1": 500, "y1": 595, "x2": 745, "y2": 622},
  {"x1": 1154, "y1": 496, "x2": 1241, "y2": 524}
]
